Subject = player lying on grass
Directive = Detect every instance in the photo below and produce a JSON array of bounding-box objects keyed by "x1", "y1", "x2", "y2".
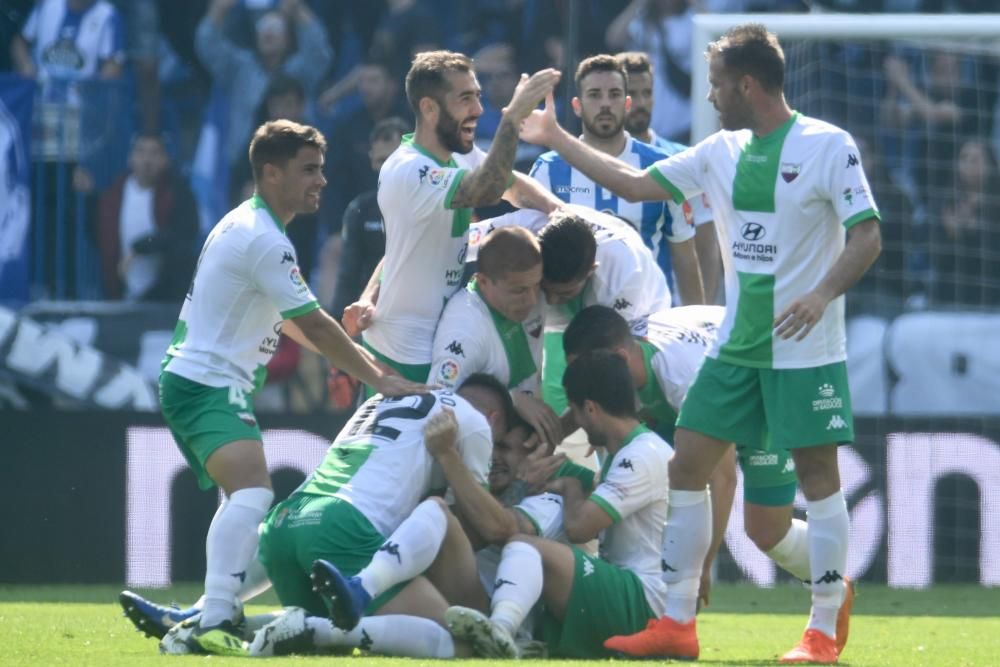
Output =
[
  {"x1": 446, "y1": 350, "x2": 672, "y2": 659},
  {"x1": 563, "y1": 305, "x2": 854, "y2": 657}
]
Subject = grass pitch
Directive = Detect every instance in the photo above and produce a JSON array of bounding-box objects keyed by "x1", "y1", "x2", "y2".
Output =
[{"x1": 1, "y1": 583, "x2": 997, "y2": 666}]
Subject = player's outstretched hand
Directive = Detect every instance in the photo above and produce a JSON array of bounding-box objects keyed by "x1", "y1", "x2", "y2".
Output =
[
  {"x1": 518, "y1": 91, "x2": 560, "y2": 147},
  {"x1": 504, "y1": 69, "x2": 561, "y2": 123},
  {"x1": 423, "y1": 407, "x2": 459, "y2": 458},
  {"x1": 515, "y1": 444, "x2": 567, "y2": 495},
  {"x1": 342, "y1": 300, "x2": 374, "y2": 338},
  {"x1": 773, "y1": 290, "x2": 831, "y2": 341},
  {"x1": 372, "y1": 372, "x2": 434, "y2": 398},
  {"x1": 511, "y1": 390, "x2": 563, "y2": 450}
]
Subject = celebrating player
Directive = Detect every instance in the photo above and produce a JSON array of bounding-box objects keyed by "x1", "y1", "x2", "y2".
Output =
[
  {"x1": 520, "y1": 23, "x2": 880, "y2": 664},
  {"x1": 154, "y1": 120, "x2": 428, "y2": 655}
]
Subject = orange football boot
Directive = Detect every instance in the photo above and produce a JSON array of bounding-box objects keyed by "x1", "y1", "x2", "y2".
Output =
[
  {"x1": 779, "y1": 628, "x2": 839, "y2": 664},
  {"x1": 603, "y1": 616, "x2": 699, "y2": 660}
]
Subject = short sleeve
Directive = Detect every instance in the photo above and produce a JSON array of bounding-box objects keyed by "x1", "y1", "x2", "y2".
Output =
[
  {"x1": 664, "y1": 200, "x2": 696, "y2": 243},
  {"x1": 247, "y1": 235, "x2": 319, "y2": 319},
  {"x1": 528, "y1": 157, "x2": 550, "y2": 191},
  {"x1": 827, "y1": 133, "x2": 881, "y2": 229},
  {"x1": 379, "y1": 156, "x2": 468, "y2": 224},
  {"x1": 589, "y1": 448, "x2": 655, "y2": 524},
  {"x1": 429, "y1": 302, "x2": 486, "y2": 389},
  {"x1": 647, "y1": 142, "x2": 707, "y2": 205},
  {"x1": 456, "y1": 417, "x2": 493, "y2": 488},
  {"x1": 21, "y1": 8, "x2": 39, "y2": 42},
  {"x1": 688, "y1": 193, "x2": 713, "y2": 227},
  {"x1": 515, "y1": 493, "x2": 565, "y2": 539}
]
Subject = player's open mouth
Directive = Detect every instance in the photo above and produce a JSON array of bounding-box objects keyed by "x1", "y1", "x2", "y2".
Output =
[{"x1": 461, "y1": 123, "x2": 477, "y2": 139}]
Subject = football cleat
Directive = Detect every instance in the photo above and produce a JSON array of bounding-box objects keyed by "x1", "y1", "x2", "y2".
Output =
[
  {"x1": 836, "y1": 577, "x2": 856, "y2": 655},
  {"x1": 444, "y1": 606, "x2": 518, "y2": 659},
  {"x1": 118, "y1": 590, "x2": 198, "y2": 640},
  {"x1": 188, "y1": 619, "x2": 249, "y2": 656},
  {"x1": 603, "y1": 616, "x2": 700, "y2": 660},
  {"x1": 249, "y1": 607, "x2": 315, "y2": 657},
  {"x1": 310, "y1": 559, "x2": 371, "y2": 631},
  {"x1": 159, "y1": 617, "x2": 199, "y2": 655},
  {"x1": 779, "y1": 628, "x2": 839, "y2": 664}
]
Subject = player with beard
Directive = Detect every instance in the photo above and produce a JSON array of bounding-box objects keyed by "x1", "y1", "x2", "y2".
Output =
[
  {"x1": 617, "y1": 51, "x2": 722, "y2": 303},
  {"x1": 519, "y1": 24, "x2": 880, "y2": 663},
  {"x1": 342, "y1": 51, "x2": 563, "y2": 393},
  {"x1": 529, "y1": 54, "x2": 703, "y2": 307}
]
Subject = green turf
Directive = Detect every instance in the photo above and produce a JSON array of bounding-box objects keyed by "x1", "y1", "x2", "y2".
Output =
[{"x1": 0, "y1": 584, "x2": 997, "y2": 666}]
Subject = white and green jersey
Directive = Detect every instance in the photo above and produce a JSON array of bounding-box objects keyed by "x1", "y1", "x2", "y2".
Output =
[
  {"x1": 476, "y1": 492, "x2": 567, "y2": 596},
  {"x1": 636, "y1": 306, "x2": 723, "y2": 443},
  {"x1": 297, "y1": 390, "x2": 492, "y2": 538},
  {"x1": 163, "y1": 194, "x2": 319, "y2": 393},
  {"x1": 365, "y1": 134, "x2": 487, "y2": 365},
  {"x1": 590, "y1": 425, "x2": 672, "y2": 616},
  {"x1": 469, "y1": 205, "x2": 670, "y2": 335},
  {"x1": 648, "y1": 112, "x2": 880, "y2": 368},
  {"x1": 429, "y1": 281, "x2": 545, "y2": 395}
]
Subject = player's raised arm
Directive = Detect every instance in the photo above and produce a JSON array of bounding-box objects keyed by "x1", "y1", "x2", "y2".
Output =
[
  {"x1": 519, "y1": 92, "x2": 667, "y2": 204},
  {"x1": 450, "y1": 68, "x2": 562, "y2": 209}
]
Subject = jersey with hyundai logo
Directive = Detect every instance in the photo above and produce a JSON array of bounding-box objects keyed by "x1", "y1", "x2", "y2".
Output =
[
  {"x1": 430, "y1": 284, "x2": 546, "y2": 395},
  {"x1": 365, "y1": 134, "x2": 486, "y2": 365},
  {"x1": 163, "y1": 195, "x2": 319, "y2": 393},
  {"x1": 590, "y1": 425, "x2": 672, "y2": 616},
  {"x1": 298, "y1": 390, "x2": 492, "y2": 538},
  {"x1": 648, "y1": 112, "x2": 880, "y2": 368},
  {"x1": 530, "y1": 133, "x2": 701, "y2": 301}
]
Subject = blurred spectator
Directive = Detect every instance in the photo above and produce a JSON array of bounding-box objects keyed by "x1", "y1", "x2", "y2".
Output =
[
  {"x1": 319, "y1": 59, "x2": 410, "y2": 242},
  {"x1": 10, "y1": 0, "x2": 126, "y2": 298},
  {"x1": 882, "y1": 51, "x2": 995, "y2": 211},
  {"x1": 96, "y1": 132, "x2": 198, "y2": 301},
  {"x1": 606, "y1": 0, "x2": 694, "y2": 143},
  {"x1": 369, "y1": 0, "x2": 444, "y2": 80},
  {"x1": 327, "y1": 116, "x2": 409, "y2": 319},
  {"x1": 850, "y1": 135, "x2": 917, "y2": 313},
  {"x1": 229, "y1": 75, "x2": 321, "y2": 282},
  {"x1": 194, "y1": 0, "x2": 332, "y2": 167},
  {"x1": 928, "y1": 139, "x2": 1000, "y2": 308}
]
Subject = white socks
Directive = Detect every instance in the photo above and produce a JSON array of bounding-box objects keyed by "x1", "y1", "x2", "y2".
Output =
[
  {"x1": 489, "y1": 541, "x2": 544, "y2": 635},
  {"x1": 357, "y1": 499, "x2": 448, "y2": 599},
  {"x1": 307, "y1": 615, "x2": 455, "y2": 658},
  {"x1": 766, "y1": 518, "x2": 812, "y2": 582},
  {"x1": 201, "y1": 487, "x2": 274, "y2": 627},
  {"x1": 662, "y1": 488, "x2": 712, "y2": 624},
  {"x1": 805, "y1": 491, "x2": 849, "y2": 638}
]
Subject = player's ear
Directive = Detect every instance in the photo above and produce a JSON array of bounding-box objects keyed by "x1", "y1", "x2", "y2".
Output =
[
  {"x1": 571, "y1": 97, "x2": 582, "y2": 118},
  {"x1": 418, "y1": 95, "x2": 438, "y2": 122},
  {"x1": 624, "y1": 95, "x2": 632, "y2": 112},
  {"x1": 587, "y1": 261, "x2": 599, "y2": 278}
]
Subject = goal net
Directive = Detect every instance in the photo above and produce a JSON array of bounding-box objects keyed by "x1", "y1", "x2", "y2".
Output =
[{"x1": 690, "y1": 13, "x2": 1000, "y2": 589}]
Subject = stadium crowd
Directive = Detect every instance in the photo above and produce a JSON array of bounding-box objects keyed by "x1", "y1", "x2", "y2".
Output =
[{"x1": 0, "y1": 1, "x2": 996, "y2": 662}]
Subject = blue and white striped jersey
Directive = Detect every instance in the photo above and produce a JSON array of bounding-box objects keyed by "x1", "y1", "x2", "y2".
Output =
[{"x1": 529, "y1": 134, "x2": 704, "y2": 297}]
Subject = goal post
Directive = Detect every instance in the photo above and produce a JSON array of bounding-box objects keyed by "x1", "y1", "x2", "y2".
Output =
[
  {"x1": 686, "y1": 13, "x2": 1000, "y2": 589},
  {"x1": 690, "y1": 13, "x2": 1000, "y2": 141}
]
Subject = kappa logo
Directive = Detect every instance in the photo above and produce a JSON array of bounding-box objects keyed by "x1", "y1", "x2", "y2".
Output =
[
  {"x1": 418, "y1": 165, "x2": 430, "y2": 182},
  {"x1": 826, "y1": 415, "x2": 849, "y2": 430},
  {"x1": 782, "y1": 457, "x2": 796, "y2": 474},
  {"x1": 359, "y1": 629, "x2": 373, "y2": 651},
  {"x1": 813, "y1": 570, "x2": 843, "y2": 585},
  {"x1": 846, "y1": 153, "x2": 859, "y2": 168},
  {"x1": 741, "y1": 222, "x2": 766, "y2": 241},
  {"x1": 842, "y1": 187, "x2": 854, "y2": 206},
  {"x1": 445, "y1": 340, "x2": 465, "y2": 357},
  {"x1": 280, "y1": 251, "x2": 294, "y2": 264},
  {"x1": 661, "y1": 560, "x2": 677, "y2": 573},
  {"x1": 378, "y1": 541, "x2": 402, "y2": 564},
  {"x1": 582, "y1": 557, "x2": 595, "y2": 577},
  {"x1": 230, "y1": 570, "x2": 247, "y2": 583},
  {"x1": 613, "y1": 298, "x2": 632, "y2": 311},
  {"x1": 618, "y1": 458, "x2": 634, "y2": 471},
  {"x1": 493, "y1": 577, "x2": 516, "y2": 591}
]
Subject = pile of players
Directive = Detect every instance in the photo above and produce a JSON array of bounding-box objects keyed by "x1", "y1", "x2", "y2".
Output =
[{"x1": 121, "y1": 22, "x2": 881, "y2": 666}]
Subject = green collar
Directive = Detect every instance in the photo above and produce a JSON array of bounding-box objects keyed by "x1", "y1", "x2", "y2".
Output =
[
  {"x1": 751, "y1": 110, "x2": 799, "y2": 145},
  {"x1": 401, "y1": 133, "x2": 457, "y2": 168},
  {"x1": 250, "y1": 193, "x2": 286, "y2": 234},
  {"x1": 600, "y1": 423, "x2": 651, "y2": 481},
  {"x1": 470, "y1": 279, "x2": 538, "y2": 389}
]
